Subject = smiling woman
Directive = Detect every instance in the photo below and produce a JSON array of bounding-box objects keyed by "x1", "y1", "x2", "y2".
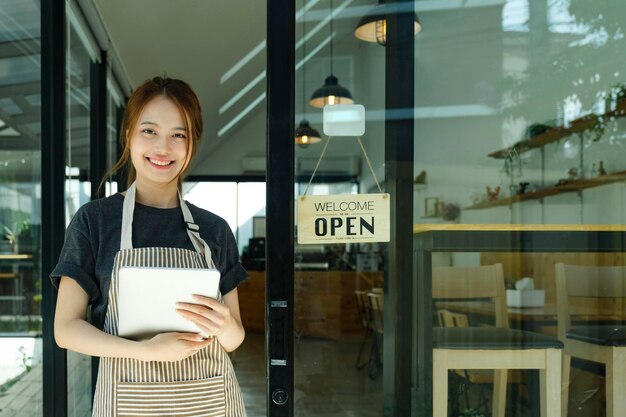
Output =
[{"x1": 51, "y1": 77, "x2": 248, "y2": 416}]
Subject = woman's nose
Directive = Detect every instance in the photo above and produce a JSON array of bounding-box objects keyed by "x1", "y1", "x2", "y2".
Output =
[{"x1": 152, "y1": 135, "x2": 169, "y2": 153}]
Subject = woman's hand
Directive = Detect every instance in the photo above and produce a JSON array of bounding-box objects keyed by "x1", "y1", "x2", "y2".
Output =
[
  {"x1": 176, "y1": 295, "x2": 234, "y2": 338},
  {"x1": 137, "y1": 332, "x2": 214, "y2": 362}
]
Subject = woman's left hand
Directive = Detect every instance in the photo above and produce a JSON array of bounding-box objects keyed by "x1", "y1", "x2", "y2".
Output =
[{"x1": 176, "y1": 295, "x2": 233, "y2": 337}]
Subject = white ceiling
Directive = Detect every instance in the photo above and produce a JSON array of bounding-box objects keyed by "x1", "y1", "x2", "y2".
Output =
[{"x1": 91, "y1": 0, "x2": 398, "y2": 177}]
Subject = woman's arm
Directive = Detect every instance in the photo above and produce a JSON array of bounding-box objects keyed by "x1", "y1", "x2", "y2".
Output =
[
  {"x1": 55, "y1": 276, "x2": 213, "y2": 361},
  {"x1": 176, "y1": 288, "x2": 245, "y2": 352}
]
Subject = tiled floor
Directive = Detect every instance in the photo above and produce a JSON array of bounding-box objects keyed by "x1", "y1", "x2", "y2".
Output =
[{"x1": 0, "y1": 332, "x2": 383, "y2": 416}]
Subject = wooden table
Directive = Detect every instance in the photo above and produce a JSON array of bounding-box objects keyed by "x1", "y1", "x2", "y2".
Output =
[
  {"x1": 413, "y1": 224, "x2": 626, "y2": 416},
  {"x1": 435, "y1": 300, "x2": 625, "y2": 332}
]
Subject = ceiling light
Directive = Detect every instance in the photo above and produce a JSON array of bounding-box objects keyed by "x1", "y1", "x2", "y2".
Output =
[
  {"x1": 297, "y1": 0, "x2": 323, "y2": 147},
  {"x1": 295, "y1": 119, "x2": 322, "y2": 148},
  {"x1": 309, "y1": 0, "x2": 355, "y2": 108},
  {"x1": 354, "y1": 0, "x2": 422, "y2": 46}
]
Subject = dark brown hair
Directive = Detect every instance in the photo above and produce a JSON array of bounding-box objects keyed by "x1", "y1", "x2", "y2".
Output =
[{"x1": 99, "y1": 76, "x2": 203, "y2": 193}]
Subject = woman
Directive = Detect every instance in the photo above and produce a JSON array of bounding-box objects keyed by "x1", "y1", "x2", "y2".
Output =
[{"x1": 51, "y1": 77, "x2": 247, "y2": 416}]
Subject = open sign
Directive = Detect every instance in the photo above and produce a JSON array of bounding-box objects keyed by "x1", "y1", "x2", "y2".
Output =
[{"x1": 297, "y1": 194, "x2": 390, "y2": 244}]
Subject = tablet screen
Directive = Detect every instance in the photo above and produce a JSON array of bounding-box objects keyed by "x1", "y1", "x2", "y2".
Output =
[{"x1": 117, "y1": 266, "x2": 220, "y2": 340}]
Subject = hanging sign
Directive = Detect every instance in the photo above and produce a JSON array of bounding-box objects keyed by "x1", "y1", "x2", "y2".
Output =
[{"x1": 297, "y1": 193, "x2": 390, "y2": 244}]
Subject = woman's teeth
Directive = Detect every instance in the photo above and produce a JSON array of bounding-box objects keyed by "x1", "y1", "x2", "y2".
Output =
[{"x1": 149, "y1": 158, "x2": 173, "y2": 166}]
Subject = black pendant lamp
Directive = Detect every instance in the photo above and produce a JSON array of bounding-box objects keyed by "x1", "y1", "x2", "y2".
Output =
[
  {"x1": 354, "y1": 0, "x2": 422, "y2": 46},
  {"x1": 296, "y1": 1, "x2": 322, "y2": 148},
  {"x1": 309, "y1": 0, "x2": 354, "y2": 108},
  {"x1": 295, "y1": 119, "x2": 321, "y2": 148}
]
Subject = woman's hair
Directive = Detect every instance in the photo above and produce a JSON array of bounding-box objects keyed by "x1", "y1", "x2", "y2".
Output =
[{"x1": 99, "y1": 76, "x2": 203, "y2": 193}]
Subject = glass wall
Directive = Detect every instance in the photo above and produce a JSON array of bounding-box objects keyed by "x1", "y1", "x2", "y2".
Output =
[
  {"x1": 412, "y1": 1, "x2": 626, "y2": 416},
  {"x1": 0, "y1": 0, "x2": 43, "y2": 415},
  {"x1": 292, "y1": 0, "x2": 626, "y2": 416},
  {"x1": 66, "y1": 6, "x2": 94, "y2": 417}
]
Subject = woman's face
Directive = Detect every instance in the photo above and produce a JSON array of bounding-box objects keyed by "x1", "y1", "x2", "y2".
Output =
[{"x1": 129, "y1": 96, "x2": 192, "y2": 187}]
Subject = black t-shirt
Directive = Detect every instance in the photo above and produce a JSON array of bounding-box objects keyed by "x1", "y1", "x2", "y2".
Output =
[{"x1": 50, "y1": 193, "x2": 248, "y2": 330}]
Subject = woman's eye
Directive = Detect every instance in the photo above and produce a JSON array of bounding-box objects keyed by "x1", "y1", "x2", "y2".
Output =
[
  {"x1": 142, "y1": 128, "x2": 156, "y2": 135},
  {"x1": 173, "y1": 133, "x2": 187, "y2": 139}
]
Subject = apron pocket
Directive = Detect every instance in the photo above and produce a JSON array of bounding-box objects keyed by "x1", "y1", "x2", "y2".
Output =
[{"x1": 116, "y1": 375, "x2": 226, "y2": 417}]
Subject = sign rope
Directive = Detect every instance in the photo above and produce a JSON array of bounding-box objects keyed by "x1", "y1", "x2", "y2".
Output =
[{"x1": 303, "y1": 135, "x2": 383, "y2": 195}]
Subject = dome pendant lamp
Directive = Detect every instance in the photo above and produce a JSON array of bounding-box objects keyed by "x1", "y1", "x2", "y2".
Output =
[
  {"x1": 354, "y1": 0, "x2": 422, "y2": 46},
  {"x1": 296, "y1": 1, "x2": 321, "y2": 148},
  {"x1": 309, "y1": 0, "x2": 354, "y2": 108},
  {"x1": 295, "y1": 119, "x2": 321, "y2": 148}
]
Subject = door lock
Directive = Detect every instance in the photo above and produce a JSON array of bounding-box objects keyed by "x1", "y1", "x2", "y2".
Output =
[{"x1": 271, "y1": 388, "x2": 289, "y2": 405}]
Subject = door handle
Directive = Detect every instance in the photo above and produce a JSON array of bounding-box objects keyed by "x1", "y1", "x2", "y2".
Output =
[{"x1": 270, "y1": 300, "x2": 288, "y2": 366}]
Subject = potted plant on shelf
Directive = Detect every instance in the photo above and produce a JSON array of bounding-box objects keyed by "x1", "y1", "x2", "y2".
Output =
[
  {"x1": 440, "y1": 203, "x2": 461, "y2": 222},
  {"x1": 2, "y1": 219, "x2": 30, "y2": 254}
]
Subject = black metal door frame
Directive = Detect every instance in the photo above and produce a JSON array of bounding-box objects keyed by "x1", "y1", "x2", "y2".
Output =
[{"x1": 266, "y1": 0, "x2": 295, "y2": 416}]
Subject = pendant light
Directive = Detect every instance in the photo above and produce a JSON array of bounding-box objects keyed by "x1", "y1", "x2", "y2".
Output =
[
  {"x1": 354, "y1": 0, "x2": 422, "y2": 46},
  {"x1": 296, "y1": 0, "x2": 322, "y2": 148},
  {"x1": 309, "y1": 0, "x2": 354, "y2": 108}
]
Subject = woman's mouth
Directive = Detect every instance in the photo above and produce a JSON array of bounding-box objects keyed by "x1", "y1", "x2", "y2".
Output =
[{"x1": 147, "y1": 157, "x2": 175, "y2": 168}]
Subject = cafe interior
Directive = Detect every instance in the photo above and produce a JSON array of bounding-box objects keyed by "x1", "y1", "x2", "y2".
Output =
[{"x1": 1, "y1": 0, "x2": 626, "y2": 416}]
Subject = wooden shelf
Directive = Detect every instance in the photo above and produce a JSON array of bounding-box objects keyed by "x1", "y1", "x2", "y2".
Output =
[
  {"x1": 488, "y1": 103, "x2": 626, "y2": 159},
  {"x1": 465, "y1": 170, "x2": 626, "y2": 210}
]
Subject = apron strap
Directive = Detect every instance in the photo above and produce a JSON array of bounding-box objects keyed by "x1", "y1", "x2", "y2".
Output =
[{"x1": 120, "y1": 182, "x2": 216, "y2": 269}]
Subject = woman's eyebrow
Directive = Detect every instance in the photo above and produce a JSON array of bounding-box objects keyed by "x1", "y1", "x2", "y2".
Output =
[{"x1": 139, "y1": 121, "x2": 186, "y2": 131}]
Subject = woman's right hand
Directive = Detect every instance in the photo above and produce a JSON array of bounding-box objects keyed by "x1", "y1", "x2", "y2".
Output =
[{"x1": 136, "y1": 332, "x2": 214, "y2": 362}]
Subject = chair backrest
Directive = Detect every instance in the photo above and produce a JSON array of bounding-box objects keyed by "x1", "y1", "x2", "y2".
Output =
[
  {"x1": 367, "y1": 292, "x2": 384, "y2": 334},
  {"x1": 438, "y1": 309, "x2": 470, "y2": 328},
  {"x1": 555, "y1": 263, "x2": 626, "y2": 339},
  {"x1": 354, "y1": 290, "x2": 370, "y2": 328},
  {"x1": 432, "y1": 264, "x2": 508, "y2": 328}
]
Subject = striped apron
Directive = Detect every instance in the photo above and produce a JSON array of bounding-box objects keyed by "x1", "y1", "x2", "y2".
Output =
[{"x1": 92, "y1": 183, "x2": 246, "y2": 417}]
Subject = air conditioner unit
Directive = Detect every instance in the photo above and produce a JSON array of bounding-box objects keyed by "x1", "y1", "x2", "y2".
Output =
[
  {"x1": 241, "y1": 157, "x2": 266, "y2": 173},
  {"x1": 297, "y1": 156, "x2": 360, "y2": 177}
]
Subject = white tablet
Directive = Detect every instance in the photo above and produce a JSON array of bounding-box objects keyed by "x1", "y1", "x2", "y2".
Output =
[{"x1": 117, "y1": 266, "x2": 220, "y2": 340}]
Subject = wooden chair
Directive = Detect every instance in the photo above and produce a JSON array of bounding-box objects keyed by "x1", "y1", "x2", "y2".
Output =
[
  {"x1": 367, "y1": 291, "x2": 384, "y2": 379},
  {"x1": 432, "y1": 264, "x2": 563, "y2": 417},
  {"x1": 555, "y1": 263, "x2": 626, "y2": 417},
  {"x1": 354, "y1": 290, "x2": 372, "y2": 370}
]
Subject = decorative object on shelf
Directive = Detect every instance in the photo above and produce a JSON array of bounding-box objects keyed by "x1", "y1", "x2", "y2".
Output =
[
  {"x1": 525, "y1": 122, "x2": 552, "y2": 139},
  {"x1": 295, "y1": 2, "x2": 322, "y2": 148},
  {"x1": 424, "y1": 197, "x2": 439, "y2": 217},
  {"x1": 353, "y1": 0, "x2": 422, "y2": 46},
  {"x1": 486, "y1": 186, "x2": 500, "y2": 202},
  {"x1": 567, "y1": 167, "x2": 579, "y2": 181},
  {"x1": 439, "y1": 203, "x2": 460, "y2": 222},
  {"x1": 413, "y1": 170, "x2": 426, "y2": 185},
  {"x1": 518, "y1": 182, "x2": 530, "y2": 195},
  {"x1": 598, "y1": 160, "x2": 607, "y2": 176},
  {"x1": 467, "y1": 170, "x2": 626, "y2": 210},
  {"x1": 309, "y1": 0, "x2": 354, "y2": 108}
]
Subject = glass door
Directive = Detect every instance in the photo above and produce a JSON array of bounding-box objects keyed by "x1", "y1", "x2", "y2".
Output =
[{"x1": 266, "y1": 0, "x2": 415, "y2": 415}]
